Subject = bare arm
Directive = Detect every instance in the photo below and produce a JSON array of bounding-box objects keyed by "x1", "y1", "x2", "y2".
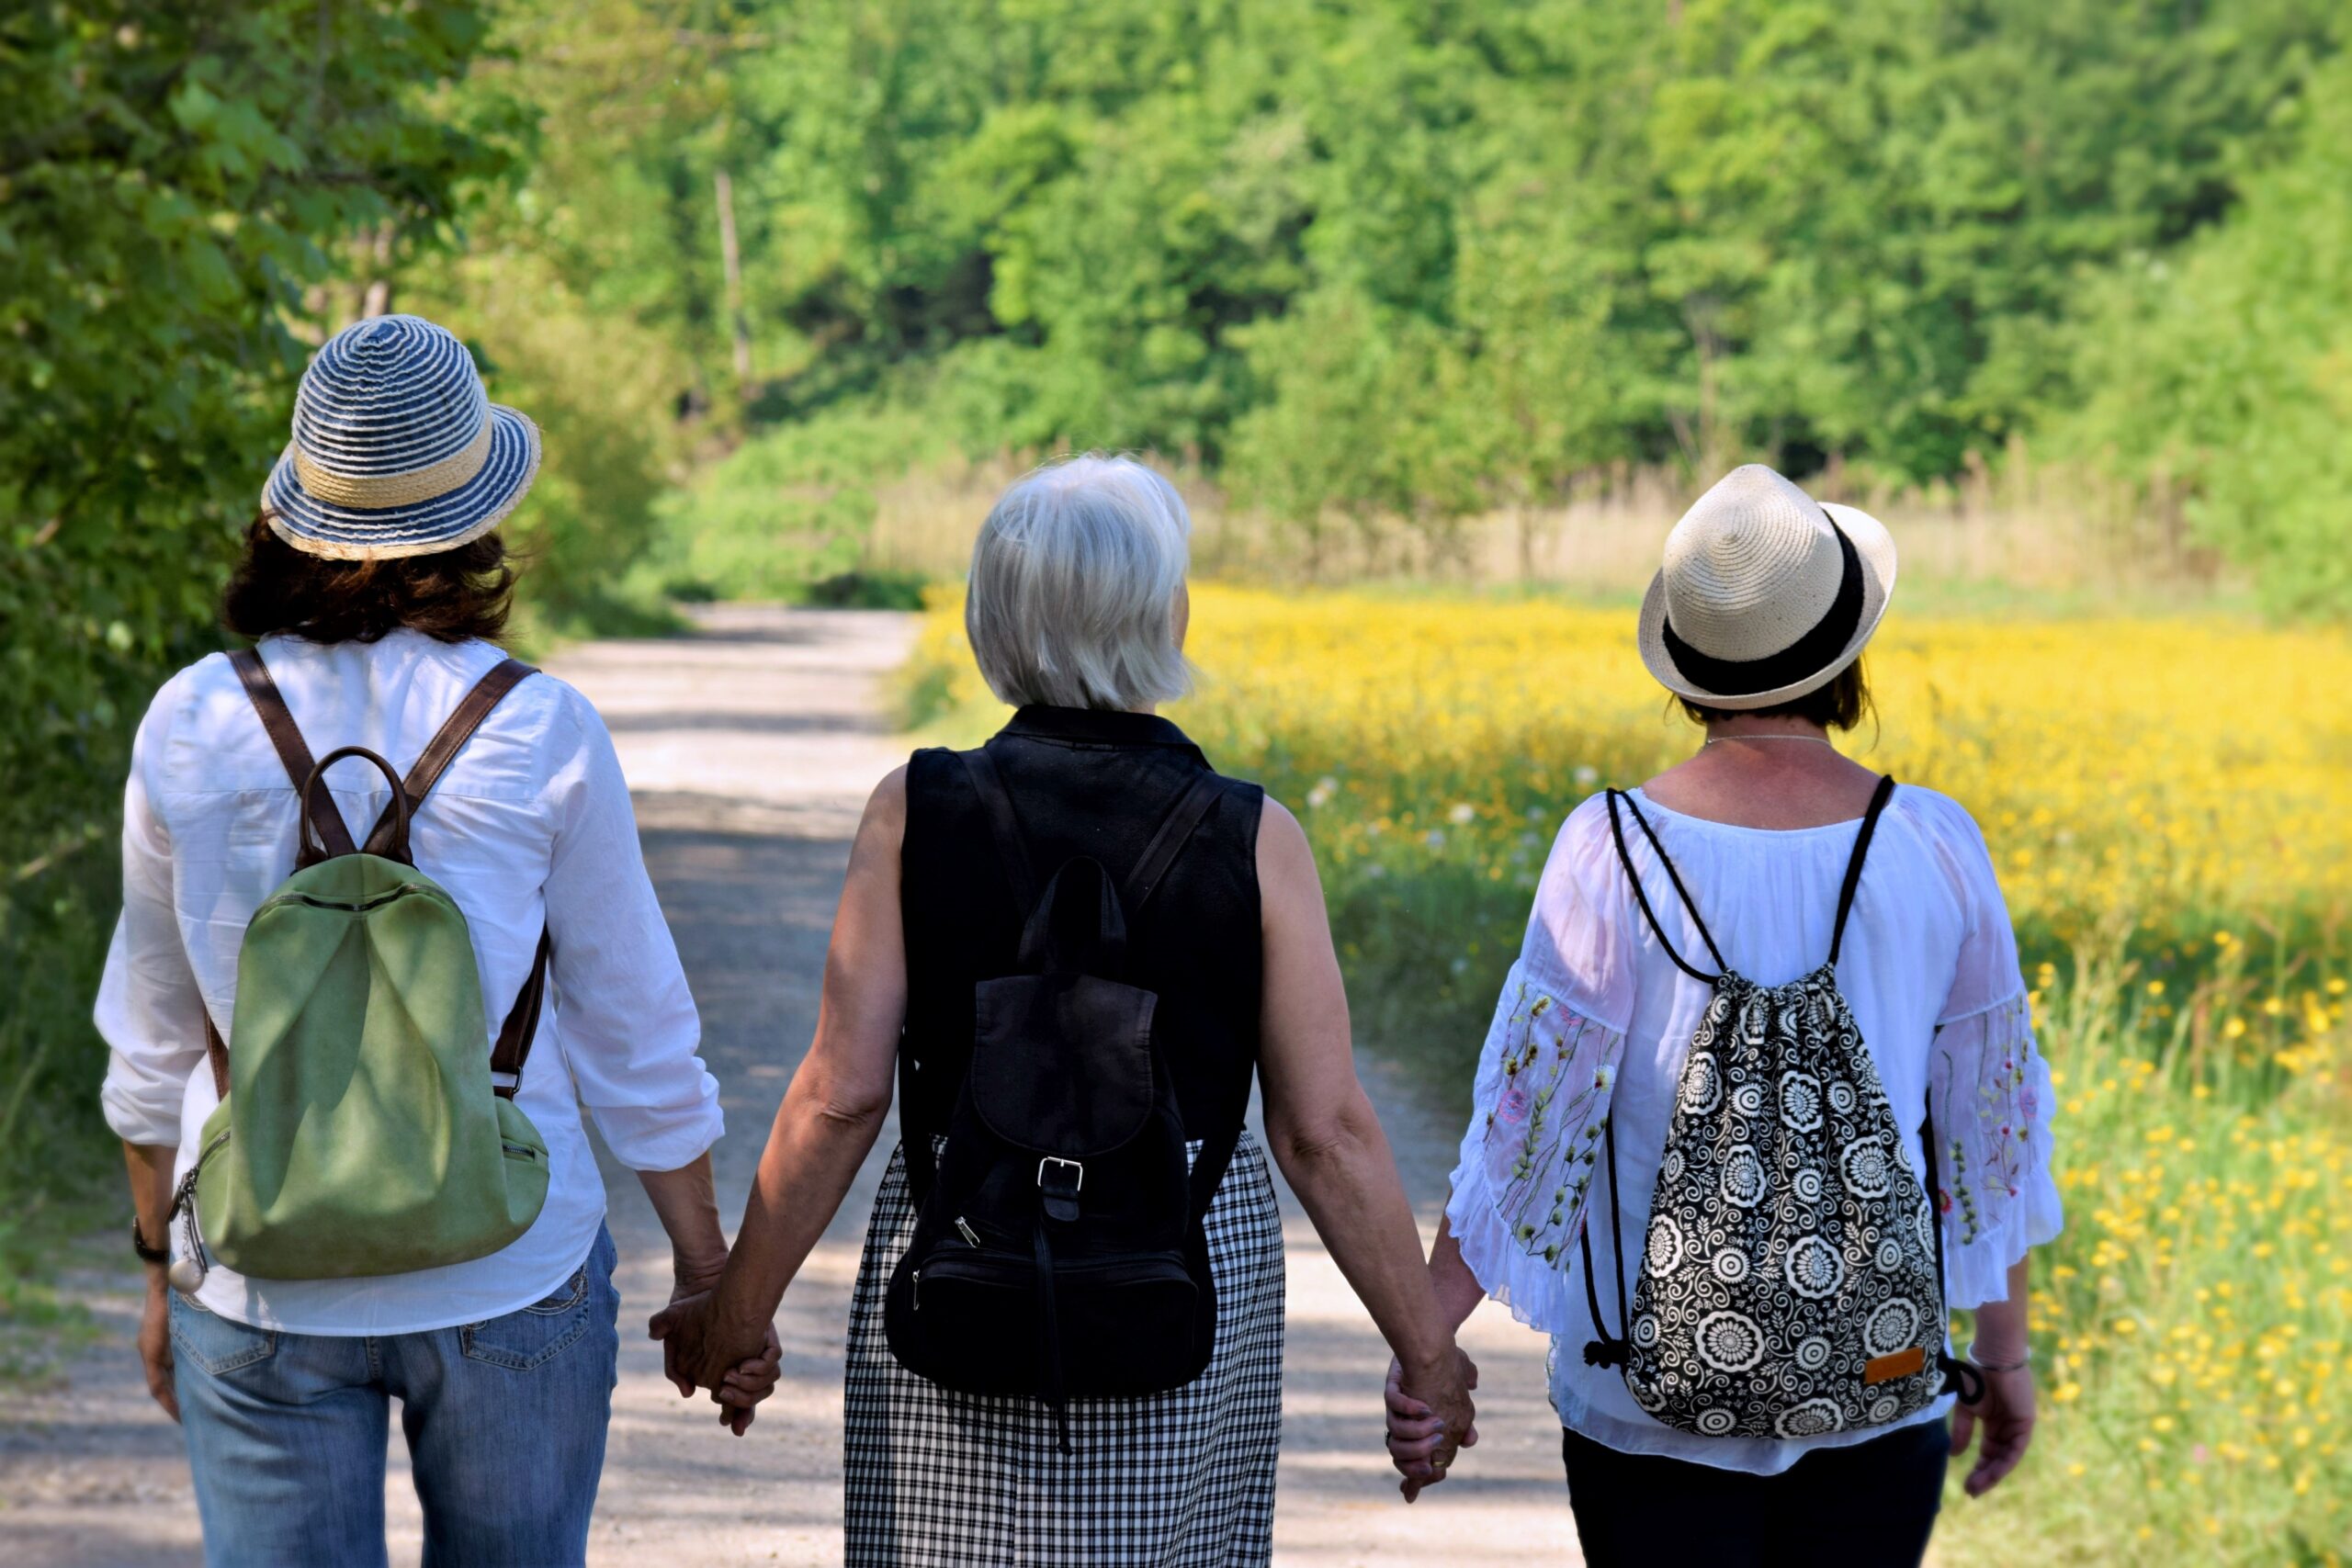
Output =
[
  {"x1": 1422, "y1": 1213, "x2": 1493, "y2": 1333},
  {"x1": 121, "y1": 1142, "x2": 179, "y2": 1420},
  {"x1": 654, "y1": 768, "x2": 908, "y2": 1388},
  {"x1": 636, "y1": 1153, "x2": 729, "y2": 1287},
  {"x1": 1954, "y1": 1253, "x2": 2036, "y2": 1496},
  {"x1": 1255, "y1": 797, "x2": 1473, "y2": 1450}
]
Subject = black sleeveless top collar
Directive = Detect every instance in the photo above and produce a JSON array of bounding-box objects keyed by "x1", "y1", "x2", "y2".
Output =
[{"x1": 1001, "y1": 705, "x2": 1205, "y2": 756}]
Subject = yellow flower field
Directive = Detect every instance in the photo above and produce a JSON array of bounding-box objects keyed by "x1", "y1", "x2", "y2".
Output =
[{"x1": 904, "y1": 585, "x2": 2351, "y2": 1563}]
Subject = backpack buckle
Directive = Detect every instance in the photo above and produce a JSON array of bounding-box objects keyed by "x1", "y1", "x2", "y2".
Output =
[{"x1": 1037, "y1": 1156, "x2": 1084, "y2": 1223}]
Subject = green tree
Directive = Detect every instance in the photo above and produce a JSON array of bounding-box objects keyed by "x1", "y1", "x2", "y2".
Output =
[{"x1": 2050, "y1": 47, "x2": 2352, "y2": 615}]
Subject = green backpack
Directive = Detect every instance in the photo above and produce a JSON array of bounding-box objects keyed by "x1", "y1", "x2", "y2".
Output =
[{"x1": 168, "y1": 649, "x2": 553, "y2": 1287}]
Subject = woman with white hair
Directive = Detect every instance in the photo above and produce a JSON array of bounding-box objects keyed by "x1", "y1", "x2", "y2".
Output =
[{"x1": 652, "y1": 454, "x2": 1476, "y2": 1564}]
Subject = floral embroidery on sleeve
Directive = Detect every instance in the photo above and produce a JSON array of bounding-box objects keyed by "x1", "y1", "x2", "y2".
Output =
[
  {"x1": 1931, "y1": 992, "x2": 2062, "y2": 1305},
  {"x1": 1476, "y1": 981, "x2": 1626, "y2": 1268}
]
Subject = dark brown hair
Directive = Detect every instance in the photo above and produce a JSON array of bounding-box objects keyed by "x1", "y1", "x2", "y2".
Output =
[
  {"x1": 221, "y1": 514, "x2": 516, "y2": 645},
  {"x1": 1679, "y1": 657, "x2": 1874, "y2": 733}
]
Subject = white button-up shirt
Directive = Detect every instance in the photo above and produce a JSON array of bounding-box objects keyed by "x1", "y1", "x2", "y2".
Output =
[{"x1": 96, "y1": 629, "x2": 722, "y2": 1335}]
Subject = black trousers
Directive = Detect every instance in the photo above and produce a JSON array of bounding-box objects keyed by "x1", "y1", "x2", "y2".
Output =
[{"x1": 1562, "y1": 1417, "x2": 1950, "y2": 1568}]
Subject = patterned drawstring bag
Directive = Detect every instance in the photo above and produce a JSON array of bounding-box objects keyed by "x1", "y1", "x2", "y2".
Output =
[{"x1": 1581, "y1": 778, "x2": 1984, "y2": 1438}]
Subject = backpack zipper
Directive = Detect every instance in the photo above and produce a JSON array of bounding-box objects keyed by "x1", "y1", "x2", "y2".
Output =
[{"x1": 165, "y1": 1130, "x2": 231, "y2": 1292}]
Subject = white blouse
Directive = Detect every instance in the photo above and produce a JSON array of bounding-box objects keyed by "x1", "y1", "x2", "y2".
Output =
[
  {"x1": 96, "y1": 631, "x2": 723, "y2": 1336},
  {"x1": 1446, "y1": 784, "x2": 2062, "y2": 1474}
]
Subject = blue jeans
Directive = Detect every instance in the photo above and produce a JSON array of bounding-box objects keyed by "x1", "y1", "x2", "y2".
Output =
[{"x1": 171, "y1": 1226, "x2": 619, "y2": 1568}]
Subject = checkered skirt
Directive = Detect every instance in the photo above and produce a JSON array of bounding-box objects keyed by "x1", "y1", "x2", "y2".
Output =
[{"x1": 844, "y1": 1133, "x2": 1286, "y2": 1566}]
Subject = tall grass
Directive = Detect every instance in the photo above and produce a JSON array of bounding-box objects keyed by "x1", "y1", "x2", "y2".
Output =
[{"x1": 844, "y1": 444, "x2": 2235, "y2": 606}]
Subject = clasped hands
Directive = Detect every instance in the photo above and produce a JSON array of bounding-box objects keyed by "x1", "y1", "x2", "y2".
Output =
[
  {"x1": 646, "y1": 1260, "x2": 1487, "y2": 1494},
  {"x1": 646, "y1": 1259, "x2": 785, "y2": 1436},
  {"x1": 1385, "y1": 1348, "x2": 1479, "y2": 1502}
]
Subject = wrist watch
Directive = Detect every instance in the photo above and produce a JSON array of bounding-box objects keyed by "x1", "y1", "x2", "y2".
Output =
[{"x1": 131, "y1": 1216, "x2": 171, "y2": 1265}]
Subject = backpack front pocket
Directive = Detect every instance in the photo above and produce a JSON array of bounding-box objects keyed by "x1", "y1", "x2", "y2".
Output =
[{"x1": 891, "y1": 1244, "x2": 1198, "y2": 1398}]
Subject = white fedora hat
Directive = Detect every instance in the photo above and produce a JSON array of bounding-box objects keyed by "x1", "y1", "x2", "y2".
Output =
[
  {"x1": 261, "y1": 314, "x2": 541, "y2": 560},
  {"x1": 1635, "y1": 465, "x2": 1897, "y2": 711}
]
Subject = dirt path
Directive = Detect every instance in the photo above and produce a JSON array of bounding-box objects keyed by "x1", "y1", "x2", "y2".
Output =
[{"x1": 0, "y1": 606, "x2": 1575, "y2": 1566}]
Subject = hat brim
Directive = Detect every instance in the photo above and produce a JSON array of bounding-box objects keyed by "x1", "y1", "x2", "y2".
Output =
[
  {"x1": 263, "y1": 405, "x2": 541, "y2": 561},
  {"x1": 1635, "y1": 501, "x2": 1898, "y2": 711}
]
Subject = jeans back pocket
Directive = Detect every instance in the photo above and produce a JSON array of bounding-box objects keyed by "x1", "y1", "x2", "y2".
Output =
[
  {"x1": 459, "y1": 1266, "x2": 594, "y2": 1371},
  {"x1": 170, "y1": 1295, "x2": 279, "y2": 1378}
]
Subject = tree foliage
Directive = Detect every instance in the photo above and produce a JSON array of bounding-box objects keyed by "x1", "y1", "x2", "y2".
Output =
[
  {"x1": 682, "y1": 0, "x2": 2340, "y2": 595},
  {"x1": 1, "y1": 0, "x2": 514, "y2": 869},
  {"x1": 2047, "y1": 47, "x2": 2352, "y2": 615}
]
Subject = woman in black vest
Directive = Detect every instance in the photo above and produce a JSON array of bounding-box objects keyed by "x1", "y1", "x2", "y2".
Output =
[{"x1": 653, "y1": 455, "x2": 1476, "y2": 1564}]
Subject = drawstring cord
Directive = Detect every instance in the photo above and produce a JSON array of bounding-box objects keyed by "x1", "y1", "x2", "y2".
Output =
[{"x1": 1579, "y1": 1112, "x2": 1632, "y2": 1369}]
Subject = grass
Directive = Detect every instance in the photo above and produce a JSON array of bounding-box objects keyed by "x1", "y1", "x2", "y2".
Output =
[
  {"x1": 900, "y1": 583, "x2": 2350, "y2": 1565},
  {"x1": 0, "y1": 844, "x2": 131, "y2": 1373}
]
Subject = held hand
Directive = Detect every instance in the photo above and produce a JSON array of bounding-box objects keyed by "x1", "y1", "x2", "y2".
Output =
[
  {"x1": 714, "y1": 1329, "x2": 784, "y2": 1436},
  {"x1": 653, "y1": 1259, "x2": 734, "y2": 1395},
  {"x1": 1386, "y1": 1349, "x2": 1479, "y2": 1502},
  {"x1": 648, "y1": 1288, "x2": 718, "y2": 1399},
  {"x1": 1951, "y1": 1362, "x2": 2036, "y2": 1496},
  {"x1": 139, "y1": 1273, "x2": 179, "y2": 1422},
  {"x1": 648, "y1": 1290, "x2": 782, "y2": 1436}
]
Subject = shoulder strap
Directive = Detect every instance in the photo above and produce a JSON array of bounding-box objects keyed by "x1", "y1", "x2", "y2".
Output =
[
  {"x1": 361, "y1": 658, "x2": 537, "y2": 856},
  {"x1": 1121, "y1": 771, "x2": 1228, "y2": 913},
  {"x1": 1603, "y1": 789, "x2": 1725, "y2": 983},
  {"x1": 368, "y1": 657, "x2": 550, "y2": 1096},
  {"x1": 1186, "y1": 1122, "x2": 1244, "y2": 1228},
  {"x1": 1827, "y1": 775, "x2": 1897, "y2": 965},
  {"x1": 230, "y1": 648, "x2": 355, "y2": 865},
  {"x1": 1143, "y1": 770, "x2": 1243, "y2": 1222},
  {"x1": 489, "y1": 927, "x2": 552, "y2": 1100},
  {"x1": 958, "y1": 745, "x2": 1038, "y2": 914}
]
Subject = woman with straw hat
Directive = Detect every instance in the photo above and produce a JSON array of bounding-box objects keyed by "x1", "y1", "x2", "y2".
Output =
[
  {"x1": 1386, "y1": 466, "x2": 2062, "y2": 1563},
  {"x1": 96, "y1": 314, "x2": 777, "y2": 1565}
]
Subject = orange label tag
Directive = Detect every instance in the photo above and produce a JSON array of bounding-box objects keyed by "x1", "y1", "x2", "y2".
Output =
[{"x1": 1864, "y1": 1347, "x2": 1928, "y2": 1385}]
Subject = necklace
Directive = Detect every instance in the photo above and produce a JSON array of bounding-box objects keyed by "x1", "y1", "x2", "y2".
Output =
[{"x1": 1703, "y1": 735, "x2": 1835, "y2": 747}]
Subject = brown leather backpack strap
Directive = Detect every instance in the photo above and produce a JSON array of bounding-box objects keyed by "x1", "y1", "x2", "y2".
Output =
[
  {"x1": 490, "y1": 927, "x2": 552, "y2": 1099},
  {"x1": 358, "y1": 657, "x2": 548, "y2": 1089},
  {"x1": 205, "y1": 1016, "x2": 230, "y2": 1100},
  {"x1": 230, "y1": 648, "x2": 355, "y2": 864},
  {"x1": 361, "y1": 658, "x2": 537, "y2": 856}
]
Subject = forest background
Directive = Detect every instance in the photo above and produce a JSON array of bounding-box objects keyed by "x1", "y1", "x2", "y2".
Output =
[{"x1": 3, "y1": 5, "x2": 2348, "y2": 1554}]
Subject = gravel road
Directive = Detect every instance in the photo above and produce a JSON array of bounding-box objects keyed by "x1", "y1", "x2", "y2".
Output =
[{"x1": 0, "y1": 605, "x2": 1577, "y2": 1566}]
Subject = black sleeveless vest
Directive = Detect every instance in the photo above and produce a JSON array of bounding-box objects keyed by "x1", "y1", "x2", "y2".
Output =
[{"x1": 899, "y1": 706, "x2": 1267, "y2": 1152}]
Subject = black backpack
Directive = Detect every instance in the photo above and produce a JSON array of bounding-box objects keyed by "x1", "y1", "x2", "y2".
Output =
[{"x1": 884, "y1": 746, "x2": 1240, "y2": 1451}]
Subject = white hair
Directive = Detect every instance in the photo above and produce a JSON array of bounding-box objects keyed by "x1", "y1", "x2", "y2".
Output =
[{"x1": 966, "y1": 454, "x2": 1193, "y2": 712}]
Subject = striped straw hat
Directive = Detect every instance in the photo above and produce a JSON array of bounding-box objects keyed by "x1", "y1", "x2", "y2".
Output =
[
  {"x1": 262, "y1": 314, "x2": 541, "y2": 560},
  {"x1": 1636, "y1": 465, "x2": 1898, "y2": 711}
]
